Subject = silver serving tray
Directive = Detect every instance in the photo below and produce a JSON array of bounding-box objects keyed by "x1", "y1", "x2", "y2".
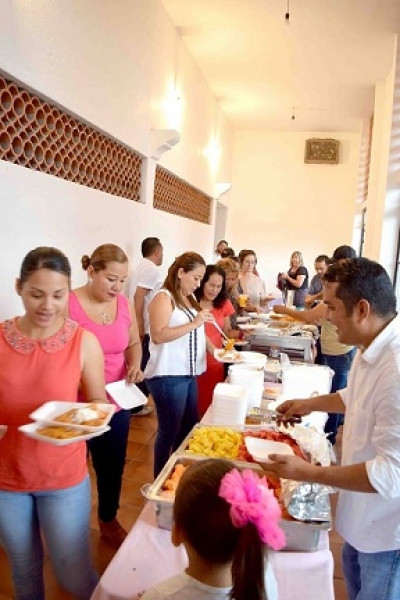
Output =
[{"x1": 142, "y1": 452, "x2": 332, "y2": 552}]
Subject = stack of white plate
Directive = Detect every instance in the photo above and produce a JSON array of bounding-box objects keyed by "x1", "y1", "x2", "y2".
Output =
[
  {"x1": 228, "y1": 364, "x2": 264, "y2": 411},
  {"x1": 210, "y1": 383, "x2": 248, "y2": 425},
  {"x1": 240, "y1": 351, "x2": 267, "y2": 368}
]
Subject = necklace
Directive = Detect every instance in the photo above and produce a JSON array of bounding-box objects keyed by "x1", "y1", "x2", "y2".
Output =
[
  {"x1": 87, "y1": 285, "x2": 114, "y2": 325},
  {"x1": 96, "y1": 306, "x2": 113, "y2": 325}
]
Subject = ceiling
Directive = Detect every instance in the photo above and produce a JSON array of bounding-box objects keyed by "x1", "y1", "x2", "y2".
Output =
[{"x1": 160, "y1": 0, "x2": 400, "y2": 132}]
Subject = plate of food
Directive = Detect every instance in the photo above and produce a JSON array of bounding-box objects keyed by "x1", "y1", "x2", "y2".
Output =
[
  {"x1": 214, "y1": 348, "x2": 243, "y2": 364},
  {"x1": 18, "y1": 422, "x2": 110, "y2": 446},
  {"x1": 29, "y1": 402, "x2": 115, "y2": 432}
]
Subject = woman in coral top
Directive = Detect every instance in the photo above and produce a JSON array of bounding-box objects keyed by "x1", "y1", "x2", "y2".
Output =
[
  {"x1": 0, "y1": 247, "x2": 106, "y2": 600},
  {"x1": 69, "y1": 244, "x2": 143, "y2": 549},
  {"x1": 195, "y1": 265, "x2": 236, "y2": 417}
]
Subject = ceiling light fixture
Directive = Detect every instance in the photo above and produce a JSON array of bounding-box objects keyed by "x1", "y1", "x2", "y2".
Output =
[
  {"x1": 285, "y1": 0, "x2": 290, "y2": 22},
  {"x1": 291, "y1": 106, "x2": 296, "y2": 120}
]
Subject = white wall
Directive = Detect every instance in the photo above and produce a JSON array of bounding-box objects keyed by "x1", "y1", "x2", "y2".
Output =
[
  {"x1": 0, "y1": 0, "x2": 234, "y2": 320},
  {"x1": 227, "y1": 131, "x2": 360, "y2": 290},
  {"x1": 362, "y1": 37, "x2": 400, "y2": 278}
]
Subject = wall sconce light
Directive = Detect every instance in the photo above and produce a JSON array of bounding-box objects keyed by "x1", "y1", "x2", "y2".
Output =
[
  {"x1": 150, "y1": 129, "x2": 181, "y2": 160},
  {"x1": 215, "y1": 182, "x2": 232, "y2": 199},
  {"x1": 205, "y1": 138, "x2": 221, "y2": 170},
  {"x1": 163, "y1": 86, "x2": 182, "y2": 131}
]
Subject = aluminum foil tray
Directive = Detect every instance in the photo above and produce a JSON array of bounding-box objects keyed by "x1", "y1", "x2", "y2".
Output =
[{"x1": 142, "y1": 451, "x2": 331, "y2": 552}]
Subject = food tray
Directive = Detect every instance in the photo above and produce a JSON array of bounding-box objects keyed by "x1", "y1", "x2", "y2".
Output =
[
  {"x1": 18, "y1": 422, "x2": 110, "y2": 446},
  {"x1": 175, "y1": 423, "x2": 278, "y2": 459},
  {"x1": 142, "y1": 453, "x2": 331, "y2": 551},
  {"x1": 29, "y1": 401, "x2": 115, "y2": 432}
]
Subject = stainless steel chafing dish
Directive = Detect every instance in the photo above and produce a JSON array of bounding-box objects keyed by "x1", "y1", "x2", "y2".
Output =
[{"x1": 142, "y1": 442, "x2": 332, "y2": 552}]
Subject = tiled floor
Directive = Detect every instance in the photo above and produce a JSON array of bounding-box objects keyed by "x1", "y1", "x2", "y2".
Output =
[{"x1": 0, "y1": 410, "x2": 347, "y2": 599}]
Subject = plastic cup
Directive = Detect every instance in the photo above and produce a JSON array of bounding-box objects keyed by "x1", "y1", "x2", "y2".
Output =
[{"x1": 238, "y1": 294, "x2": 249, "y2": 308}]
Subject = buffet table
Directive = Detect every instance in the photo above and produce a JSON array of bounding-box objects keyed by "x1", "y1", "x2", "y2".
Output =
[
  {"x1": 91, "y1": 365, "x2": 334, "y2": 600},
  {"x1": 91, "y1": 501, "x2": 334, "y2": 600}
]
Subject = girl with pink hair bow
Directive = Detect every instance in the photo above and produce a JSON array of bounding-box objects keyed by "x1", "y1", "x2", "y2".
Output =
[{"x1": 140, "y1": 459, "x2": 285, "y2": 600}]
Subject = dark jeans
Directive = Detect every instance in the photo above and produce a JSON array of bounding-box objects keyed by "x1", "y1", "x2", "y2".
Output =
[
  {"x1": 342, "y1": 542, "x2": 400, "y2": 600},
  {"x1": 136, "y1": 334, "x2": 150, "y2": 398},
  {"x1": 147, "y1": 376, "x2": 199, "y2": 477},
  {"x1": 322, "y1": 348, "x2": 356, "y2": 444},
  {"x1": 88, "y1": 408, "x2": 131, "y2": 522}
]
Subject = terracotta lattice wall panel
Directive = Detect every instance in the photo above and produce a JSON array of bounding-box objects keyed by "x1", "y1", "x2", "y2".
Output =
[
  {"x1": 154, "y1": 165, "x2": 212, "y2": 224},
  {"x1": 0, "y1": 76, "x2": 142, "y2": 201}
]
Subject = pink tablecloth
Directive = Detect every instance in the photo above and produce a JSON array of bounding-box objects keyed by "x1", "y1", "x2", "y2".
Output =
[{"x1": 91, "y1": 501, "x2": 334, "y2": 600}]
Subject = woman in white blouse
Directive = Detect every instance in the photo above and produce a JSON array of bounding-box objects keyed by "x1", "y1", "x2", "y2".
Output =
[{"x1": 145, "y1": 252, "x2": 214, "y2": 476}]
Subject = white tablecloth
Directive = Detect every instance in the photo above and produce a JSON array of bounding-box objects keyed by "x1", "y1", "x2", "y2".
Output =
[{"x1": 91, "y1": 501, "x2": 334, "y2": 600}]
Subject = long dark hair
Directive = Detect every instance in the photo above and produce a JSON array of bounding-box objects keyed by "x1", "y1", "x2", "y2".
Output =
[
  {"x1": 174, "y1": 459, "x2": 267, "y2": 600},
  {"x1": 163, "y1": 252, "x2": 205, "y2": 311},
  {"x1": 19, "y1": 247, "x2": 71, "y2": 285},
  {"x1": 195, "y1": 264, "x2": 227, "y2": 309}
]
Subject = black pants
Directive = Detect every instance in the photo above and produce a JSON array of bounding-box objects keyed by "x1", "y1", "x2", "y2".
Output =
[
  {"x1": 136, "y1": 334, "x2": 150, "y2": 398},
  {"x1": 88, "y1": 408, "x2": 131, "y2": 522}
]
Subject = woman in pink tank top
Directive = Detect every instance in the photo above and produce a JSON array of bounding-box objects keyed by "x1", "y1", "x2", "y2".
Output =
[
  {"x1": 0, "y1": 247, "x2": 107, "y2": 600},
  {"x1": 69, "y1": 244, "x2": 143, "y2": 549}
]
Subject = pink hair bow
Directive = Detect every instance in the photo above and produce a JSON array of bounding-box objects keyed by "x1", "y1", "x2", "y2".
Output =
[{"x1": 219, "y1": 468, "x2": 286, "y2": 551}]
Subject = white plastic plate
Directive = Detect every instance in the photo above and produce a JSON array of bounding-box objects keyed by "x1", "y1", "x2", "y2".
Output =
[
  {"x1": 214, "y1": 348, "x2": 243, "y2": 364},
  {"x1": 238, "y1": 323, "x2": 269, "y2": 331},
  {"x1": 236, "y1": 316, "x2": 251, "y2": 323},
  {"x1": 18, "y1": 422, "x2": 110, "y2": 446},
  {"x1": 247, "y1": 312, "x2": 271, "y2": 322},
  {"x1": 29, "y1": 402, "x2": 115, "y2": 432},
  {"x1": 105, "y1": 380, "x2": 148, "y2": 409},
  {"x1": 244, "y1": 437, "x2": 294, "y2": 463}
]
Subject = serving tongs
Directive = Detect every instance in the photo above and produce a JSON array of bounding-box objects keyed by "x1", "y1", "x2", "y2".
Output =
[
  {"x1": 247, "y1": 408, "x2": 302, "y2": 426},
  {"x1": 211, "y1": 319, "x2": 231, "y2": 343}
]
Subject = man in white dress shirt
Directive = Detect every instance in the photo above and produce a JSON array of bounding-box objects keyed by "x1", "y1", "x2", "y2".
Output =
[
  {"x1": 268, "y1": 257, "x2": 400, "y2": 600},
  {"x1": 129, "y1": 237, "x2": 163, "y2": 414}
]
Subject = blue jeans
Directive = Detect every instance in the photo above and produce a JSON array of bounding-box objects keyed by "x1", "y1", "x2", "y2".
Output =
[
  {"x1": 322, "y1": 348, "x2": 356, "y2": 444},
  {"x1": 88, "y1": 408, "x2": 130, "y2": 522},
  {"x1": 343, "y1": 542, "x2": 400, "y2": 600},
  {"x1": 0, "y1": 476, "x2": 98, "y2": 600},
  {"x1": 147, "y1": 376, "x2": 199, "y2": 477}
]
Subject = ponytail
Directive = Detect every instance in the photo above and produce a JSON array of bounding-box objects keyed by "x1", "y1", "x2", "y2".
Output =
[{"x1": 231, "y1": 525, "x2": 266, "y2": 600}]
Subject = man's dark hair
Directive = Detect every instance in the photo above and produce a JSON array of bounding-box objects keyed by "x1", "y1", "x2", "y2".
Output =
[
  {"x1": 221, "y1": 247, "x2": 235, "y2": 259},
  {"x1": 141, "y1": 237, "x2": 161, "y2": 258},
  {"x1": 315, "y1": 254, "x2": 330, "y2": 264},
  {"x1": 324, "y1": 257, "x2": 396, "y2": 317},
  {"x1": 332, "y1": 245, "x2": 357, "y2": 262}
]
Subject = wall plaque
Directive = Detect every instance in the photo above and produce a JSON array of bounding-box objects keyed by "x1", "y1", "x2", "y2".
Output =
[{"x1": 304, "y1": 138, "x2": 340, "y2": 164}]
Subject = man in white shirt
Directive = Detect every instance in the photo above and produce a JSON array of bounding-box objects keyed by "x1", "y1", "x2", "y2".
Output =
[
  {"x1": 268, "y1": 257, "x2": 400, "y2": 600},
  {"x1": 129, "y1": 237, "x2": 163, "y2": 414}
]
